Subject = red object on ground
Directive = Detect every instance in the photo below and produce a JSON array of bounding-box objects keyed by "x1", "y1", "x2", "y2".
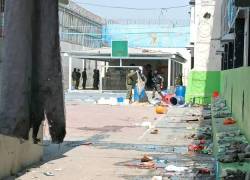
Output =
[
  {"x1": 224, "y1": 118, "x2": 236, "y2": 125},
  {"x1": 200, "y1": 139, "x2": 206, "y2": 144},
  {"x1": 188, "y1": 144, "x2": 204, "y2": 151},
  {"x1": 198, "y1": 168, "x2": 211, "y2": 174},
  {"x1": 162, "y1": 94, "x2": 175, "y2": 104},
  {"x1": 212, "y1": 91, "x2": 219, "y2": 98}
]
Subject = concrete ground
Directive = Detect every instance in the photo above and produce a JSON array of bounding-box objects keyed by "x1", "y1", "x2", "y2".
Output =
[{"x1": 13, "y1": 92, "x2": 214, "y2": 180}]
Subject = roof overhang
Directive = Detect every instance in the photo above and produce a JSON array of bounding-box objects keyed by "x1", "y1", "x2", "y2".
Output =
[{"x1": 61, "y1": 48, "x2": 187, "y2": 64}]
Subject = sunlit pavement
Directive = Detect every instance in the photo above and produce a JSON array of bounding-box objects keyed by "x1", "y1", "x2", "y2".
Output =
[{"x1": 15, "y1": 93, "x2": 214, "y2": 180}]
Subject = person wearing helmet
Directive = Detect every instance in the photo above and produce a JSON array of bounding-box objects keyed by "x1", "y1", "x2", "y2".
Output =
[{"x1": 152, "y1": 70, "x2": 164, "y2": 98}]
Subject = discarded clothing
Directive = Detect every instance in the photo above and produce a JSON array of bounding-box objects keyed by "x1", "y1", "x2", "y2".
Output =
[{"x1": 0, "y1": 0, "x2": 66, "y2": 143}]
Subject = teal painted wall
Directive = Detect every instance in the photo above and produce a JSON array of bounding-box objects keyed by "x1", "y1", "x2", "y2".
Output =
[
  {"x1": 103, "y1": 24, "x2": 190, "y2": 48},
  {"x1": 220, "y1": 67, "x2": 250, "y2": 141},
  {"x1": 186, "y1": 71, "x2": 221, "y2": 104}
]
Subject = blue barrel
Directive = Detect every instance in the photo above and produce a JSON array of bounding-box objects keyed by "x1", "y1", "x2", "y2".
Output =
[{"x1": 175, "y1": 86, "x2": 186, "y2": 98}]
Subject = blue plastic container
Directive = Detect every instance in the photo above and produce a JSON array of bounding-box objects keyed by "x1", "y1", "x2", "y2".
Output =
[
  {"x1": 117, "y1": 97, "x2": 124, "y2": 103},
  {"x1": 175, "y1": 86, "x2": 186, "y2": 98}
]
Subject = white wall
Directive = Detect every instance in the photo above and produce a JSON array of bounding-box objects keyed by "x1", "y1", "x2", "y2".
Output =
[
  {"x1": 0, "y1": 127, "x2": 43, "y2": 179},
  {"x1": 190, "y1": 5, "x2": 196, "y2": 44},
  {"x1": 193, "y1": 0, "x2": 222, "y2": 71}
]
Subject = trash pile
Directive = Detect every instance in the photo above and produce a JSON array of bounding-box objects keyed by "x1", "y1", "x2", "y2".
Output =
[
  {"x1": 124, "y1": 155, "x2": 167, "y2": 169},
  {"x1": 148, "y1": 85, "x2": 187, "y2": 107},
  {"x1": 217, "y1": 131, "x2": 250, "y2": 163},
  {"x1": 212, "y1": 98, "x2": 231, "y2": 118},
  {"x1": 221, "y1": 169, "x2": 250, "y2": 180},
  {"x1": 124, "y1": 154, "x2": 214, "y2": 179},
  {"x1": 212, "y1": 96, "x2": 250, "y2": 179},
  {"x1": 212, "y1": 97, "x2": 250, "y2": 163},
  {"x1": 187, "y1": 113, "x2": 213, "y2": 155}
]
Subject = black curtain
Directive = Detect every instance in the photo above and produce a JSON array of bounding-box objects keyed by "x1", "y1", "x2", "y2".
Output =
[{"x1": 0, "y1": 0, "x2": 66, "y2": 143}]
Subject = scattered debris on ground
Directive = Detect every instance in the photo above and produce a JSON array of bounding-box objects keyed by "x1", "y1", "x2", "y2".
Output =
[
  {"x1": 141, "y1": 155, "x2": 154, "y2": 162},
  {"x1": 43, "y1": 172, "x2": 54, "y2": 177},
  {"x1": 212, "y1": 96, "x2": 250, "y2": 179},
  {"x1": 150, "y1": 129, "x2": 159, "y2": 134},
  {"x1": 120, "y1": 107, "x2": 216, "y2": 179}
]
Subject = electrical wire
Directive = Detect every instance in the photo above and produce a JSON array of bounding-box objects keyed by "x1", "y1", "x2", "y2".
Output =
[
  {"x1": 71, "y1": 1, "x2": 190, "y2": 11},
  {"x1": 60, "y1": 32, "x2": 190, "y2": 36},
  {"x1": 61, "y1": 25, "x2": 190, "y2": 29}
]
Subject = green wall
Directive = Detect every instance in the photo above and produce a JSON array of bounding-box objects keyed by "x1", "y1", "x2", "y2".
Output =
[
  {"x1": 186, "y1": 71, "x2": 221, "y2": 104},
  {"x1": 220, "y1": 67, "x2": 250, "y2": 141},
  {"x1": 186, "y1": 68, "x2": 250, "y2": 144}
]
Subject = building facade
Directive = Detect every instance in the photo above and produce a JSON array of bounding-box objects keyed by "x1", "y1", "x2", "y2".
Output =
[
  {"x1": 59, "y1": 1, "x2": 105, "y2": 90},
  {"x1": 186, "y1": 0, "x2": 250, "y2": 141},
  {"x1": 102, "y1": 20, "x2": 191, "y2": 88},
  {"x1": 59, "y1": 1, "x2": 103, "y2": 48},
  {"x1": 220, "y1": 0, "x2": 250, "y2": 141},
  {"x1": 186, "y1": 0, "x2": 222, "y2": 104}
]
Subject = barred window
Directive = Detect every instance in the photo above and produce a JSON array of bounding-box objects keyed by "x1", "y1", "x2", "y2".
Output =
[{"x1": 0, "y1": 0, "x2": 4, "y2": 13}]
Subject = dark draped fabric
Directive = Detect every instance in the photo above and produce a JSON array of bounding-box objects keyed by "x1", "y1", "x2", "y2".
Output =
[{"x1": 0, "y1": 0, "x2": 66, "y2": 143}]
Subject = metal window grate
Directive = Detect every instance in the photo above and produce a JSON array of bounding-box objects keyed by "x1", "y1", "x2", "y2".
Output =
[{"x1": 0, "y1": 0, "x2": 4, "y2": 13}]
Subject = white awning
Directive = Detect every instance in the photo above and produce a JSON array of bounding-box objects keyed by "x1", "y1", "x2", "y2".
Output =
[{"x1": 61, "y1": 47, "x2": 187, "y2": 64}]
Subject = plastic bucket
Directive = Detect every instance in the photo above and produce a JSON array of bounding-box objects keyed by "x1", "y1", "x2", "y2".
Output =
[{"x1": 175, "y1": 86, "x2": 186, "y2": 98}]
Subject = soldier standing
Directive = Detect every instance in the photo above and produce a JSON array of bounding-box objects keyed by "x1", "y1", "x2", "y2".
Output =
[
  {"x1": 72, "y1": 68, "x2": 77, "y2": 89},
  {"x1": 93, "y1": 69, "x2": 100, "y2": 90},
  {"x1": 152, "y1": 70, "x2": 164, "y2": 98},
  {"x1": 75, "y1": 69, "x2": 81, "y2": 89},
  {"x1": 82, "y1": 68, "x2": 87, "y2": 89},
  {"x1": 126, "y1": 69, "x2": 137, "y2": 103}
]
